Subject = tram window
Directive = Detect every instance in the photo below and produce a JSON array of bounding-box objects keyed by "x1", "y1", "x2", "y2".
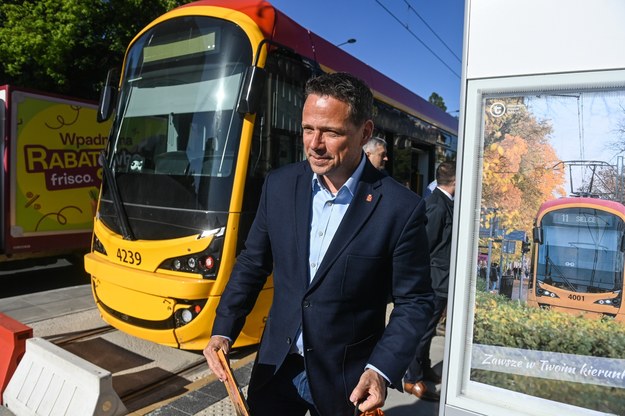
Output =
[
  {"x1": 239, "y1": 52, "x2": 309, "y2": 254},
  {"x1": 248, "y1": 51, "x2": 309, "y2": 180}
]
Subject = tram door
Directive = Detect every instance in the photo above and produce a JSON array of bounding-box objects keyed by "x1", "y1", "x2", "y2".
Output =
[{"x1": 391, "y1": 136, "x2": 432, "y2": 196}]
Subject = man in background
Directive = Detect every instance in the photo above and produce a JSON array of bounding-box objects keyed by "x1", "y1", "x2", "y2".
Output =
[
  {"x1": 404, "y1": 160, "x2": 456, "y2": 402},
  {"x1": 363, "y1": 136, "x2": 388, "y2": 171}
]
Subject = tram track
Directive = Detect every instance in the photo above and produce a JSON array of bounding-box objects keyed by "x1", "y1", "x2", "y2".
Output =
[
  {"x1": 121, "y1": 359, "x2": 211, "y2": 412},
  {"x1": 1, "y1": 275, "x2": 264, "y2": 414},
  {"x1": 39, "y1": 318, "x2": 257, "y2": 414},
  {"x1": 126, "y1": 347, "x2": 257, "y2": 415},
  {"x1": 40, "y1": 323, "x2": 210, "y2": 412},
  {"x1": 44, "y1": 324, "x2": 117, "y2": 346}
]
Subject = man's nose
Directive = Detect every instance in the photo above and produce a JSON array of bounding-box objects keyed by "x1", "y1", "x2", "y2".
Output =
[{"x1": 310, "y1": 132, "x2": 324, "y2": 149}]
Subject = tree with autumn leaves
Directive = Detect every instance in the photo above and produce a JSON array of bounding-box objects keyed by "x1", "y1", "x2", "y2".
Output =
[{"x1": 481, "y1": 98, "x2": 566, "y2": 244}]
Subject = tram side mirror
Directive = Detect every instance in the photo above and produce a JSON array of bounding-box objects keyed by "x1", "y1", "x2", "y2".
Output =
[
  {"x1": 97, "y1": 68, "x2": 119, "y2": 123},
  {"x1": 620, "y1": 233, "x2": 625, "y2": 252},
  {"x1": 236, "y1": 65, "x2": 267, "y2": 115},
  {"x1": 532, "y1": 226, "x2": 542, "y2": 244}
]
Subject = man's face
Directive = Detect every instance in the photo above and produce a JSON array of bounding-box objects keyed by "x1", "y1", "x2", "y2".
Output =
[
  {"x1": 302, "y1": 94, "x2": 372, "y2": 192},
  {"x1": 366, "y1": 144, "x2": 388, "y2": 170}
]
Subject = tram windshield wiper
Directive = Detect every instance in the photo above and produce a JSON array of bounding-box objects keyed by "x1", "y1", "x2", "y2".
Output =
[
  {"x1": 545, "y1": 255, "x2": 577, "y2": 292},
  {"x1": 99, "y1": 152, "x2": 135, "y2": 241}
]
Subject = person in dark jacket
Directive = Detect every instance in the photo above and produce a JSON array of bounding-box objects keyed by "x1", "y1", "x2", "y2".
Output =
[
  {"x1": 203, "y1": 72, "x2": 434, "y2": 416},
  {"x1": 404, "y1": 160, "x2": 456, "y2": 402}
]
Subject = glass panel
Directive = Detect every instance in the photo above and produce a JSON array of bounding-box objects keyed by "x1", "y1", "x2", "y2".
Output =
[
  {"x1": 471, "y1": 89, "x2": 625, "y2": 414},
  {"x1": 100, "y1": 16, "x2": 252, "y2": 240}
]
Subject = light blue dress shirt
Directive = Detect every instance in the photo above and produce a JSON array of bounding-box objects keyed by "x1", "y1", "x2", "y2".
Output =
[
  {"x1": 308, "y1": 163, "x2": 364, "y2": 283},
  {"x1": 292, "y1": 155, "x2": 366, "y2": 355},
  {"x1": 296, "y1": 155, "x2": 390, "y2": 384}
]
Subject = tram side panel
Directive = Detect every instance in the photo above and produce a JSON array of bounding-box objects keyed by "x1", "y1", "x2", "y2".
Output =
[{"x1": 0, "y1": 85, "x2": 111, "y2": 269}]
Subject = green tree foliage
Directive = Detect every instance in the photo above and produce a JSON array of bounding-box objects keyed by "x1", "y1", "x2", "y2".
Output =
[
  {"x1": 428, "y1": 92, "x2": 447, "y2": 112},
  {"x1": 0, "y1": 0, "x2": 193, "y2": 100}
]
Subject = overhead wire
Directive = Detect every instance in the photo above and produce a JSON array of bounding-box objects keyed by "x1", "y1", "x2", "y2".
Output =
[
  {"x1": 375, "y1": 0, "x2": 461, "y2": 79},
  {"x1": 402, "y1": 0, "x2": 462, "y2": 63}
]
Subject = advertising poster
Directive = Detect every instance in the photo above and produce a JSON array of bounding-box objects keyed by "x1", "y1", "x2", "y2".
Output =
[
  {"x1": 11, "y1": 92, "x2": 112, "y2": 237},
  {"x1": 471, "y1": 89, "x2": 625, "y2": 414}
]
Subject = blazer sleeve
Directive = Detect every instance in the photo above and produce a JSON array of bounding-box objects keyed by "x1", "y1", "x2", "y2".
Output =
[{"x1": 368, "y1": 197, "x2": 434, "y2": 387}]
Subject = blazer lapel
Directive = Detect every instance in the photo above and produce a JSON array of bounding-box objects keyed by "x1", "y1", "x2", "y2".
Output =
[{"x1": 294, "y1": 164, "x2": 313, "y2": 285}]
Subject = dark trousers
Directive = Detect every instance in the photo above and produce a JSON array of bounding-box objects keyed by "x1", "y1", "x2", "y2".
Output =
[
  {"x1": 404, "y1": 295, "x2": 447, "y2": 383},
  {"x1": 247, "y1": 354, "x2": 320, "y2": 416}
]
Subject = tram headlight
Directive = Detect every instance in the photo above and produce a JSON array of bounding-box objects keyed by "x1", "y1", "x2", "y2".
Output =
[
  {"x1": 187, "y1": 257, "x2": 197, "y2": 269},
  {"x1": 158, "y1": 231, "x2": 223, "y2": 279},
  {"x1": 173, "y1": 303, "x2": 205, "y2": 327},
  {"x1": 181, "y1": 309, "x2": 194, "y2": 323},
  {"x1": 536, "y1": 286, "x2": 559, "y2": 298},
  {"x1": 595, "y1": 296, "x2": 621, "y2": 307}
]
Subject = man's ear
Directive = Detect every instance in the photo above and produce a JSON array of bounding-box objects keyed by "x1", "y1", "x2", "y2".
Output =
[{"x1": 361, "y1": 120, "x2": 374, "y2": 145}]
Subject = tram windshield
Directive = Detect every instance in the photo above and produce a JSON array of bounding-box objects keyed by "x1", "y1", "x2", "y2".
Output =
[
  {"x1": 536, "y1": 207, "x2": 625, "y2": 293},
  {"x1": 100, "y1": 16, "x2": 252, "y2": 240}
]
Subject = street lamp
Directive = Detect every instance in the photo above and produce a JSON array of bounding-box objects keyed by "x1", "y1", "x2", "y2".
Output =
[{"x1": 336, "y1": 38, "x2": 356, "y2": 47}]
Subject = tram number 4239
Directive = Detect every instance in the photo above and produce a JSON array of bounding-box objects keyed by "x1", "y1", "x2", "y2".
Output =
[
  {"x1": 568, "y1": 294, "x2": 585, "y2": 302},
  {"x1": 117, "y1": 248, "x2": 142, "y2": 266}
]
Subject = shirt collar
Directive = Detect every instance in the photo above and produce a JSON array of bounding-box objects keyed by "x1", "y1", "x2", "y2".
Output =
[
  {"x1": 312, "y1": 153, "x2": 366, "y2": 197},
  {"x1": 437, "y1": 186, "x2": 454, "y2": 201}
]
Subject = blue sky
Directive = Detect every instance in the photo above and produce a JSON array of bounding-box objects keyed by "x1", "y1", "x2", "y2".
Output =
[{"x1": 269, "y1": 0, "x2": 465, "y2": 115}]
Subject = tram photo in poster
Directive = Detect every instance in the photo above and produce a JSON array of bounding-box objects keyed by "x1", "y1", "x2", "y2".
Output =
[{"x1": 469, "y1": 85, "x2": 625, "y2": 414}]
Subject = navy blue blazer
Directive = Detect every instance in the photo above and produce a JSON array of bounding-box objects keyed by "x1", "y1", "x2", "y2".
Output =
[{"x1": 212, "y1": 159, "x2": 434, "y2": 415}]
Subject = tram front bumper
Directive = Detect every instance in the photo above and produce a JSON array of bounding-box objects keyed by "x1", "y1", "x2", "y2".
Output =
[{"x1": 85, "y1": 252, "x2": 215, "y2": 348}]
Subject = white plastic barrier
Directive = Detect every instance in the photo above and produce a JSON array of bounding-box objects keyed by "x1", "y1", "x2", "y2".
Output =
[{"x1": 2, "y1": 337, "x2": 127, "y2": 416}]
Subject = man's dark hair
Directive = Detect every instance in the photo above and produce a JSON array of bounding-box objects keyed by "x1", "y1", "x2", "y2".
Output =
[
  {"x1": 435, "y1": 161, "x2": 456, "y2": 185},
  {"x1": 305, "y1": 72, "x2": 373, "y2": 126}
]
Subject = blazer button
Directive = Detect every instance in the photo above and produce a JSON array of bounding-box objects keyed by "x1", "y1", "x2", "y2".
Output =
[
  {"x1": 286, "y1": 337, "x2": 292, "y2": 344},
  {"x1": 303, "y1": 300, "x2": 311, "y2": 308}
]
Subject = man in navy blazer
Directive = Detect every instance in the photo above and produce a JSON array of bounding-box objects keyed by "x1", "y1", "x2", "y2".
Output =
[{"x1": 204, "y1": 72, "x2": 434, "y2": 415}]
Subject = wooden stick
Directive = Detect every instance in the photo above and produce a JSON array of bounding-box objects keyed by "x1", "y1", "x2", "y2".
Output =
[{"x1": 217, "y1": 349, "x2": 250, "y2": 416}]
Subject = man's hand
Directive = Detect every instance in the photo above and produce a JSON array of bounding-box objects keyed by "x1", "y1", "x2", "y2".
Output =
[
  {"x1": 202, "y1": 335, "x2": 232, "y2": 381},
  {"x1": 349, "y1": 369, "x2": 387, "y2": 413}
]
